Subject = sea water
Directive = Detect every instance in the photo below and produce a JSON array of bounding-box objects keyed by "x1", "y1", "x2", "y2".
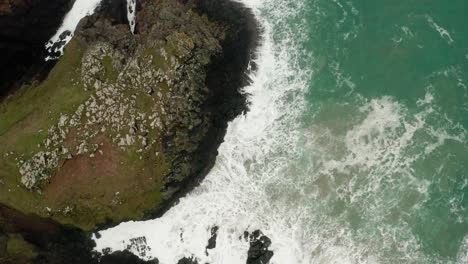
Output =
[{"x1": 53, "y1": 0, "x2": 468, "y2": 262}]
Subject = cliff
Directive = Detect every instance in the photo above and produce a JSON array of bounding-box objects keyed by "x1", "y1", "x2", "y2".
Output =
[{"x1": 0, "y1": 0, "x2": 258, "y2": 262}]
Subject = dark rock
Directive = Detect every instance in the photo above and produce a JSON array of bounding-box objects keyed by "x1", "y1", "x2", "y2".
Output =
[
  {"x1": 143, "y1": 0, "x2": 260, "y2": 221},
  {"x1": 205, "y1": 226, "x2": 219, "y2": 256},
  {"x1": 0, "y1": 204, "x2": 96, "y2": 264},
  {"x1": 178, "y1": 256, "x2": 198, "y2": 264},
  {"x1": 0, "y1": 229, "x2": 7, "y2": 256},
  {"x1": 46, "y1": 30, "x2": 72, "y2": 58},
  {"x1": 0, "y1": 204, "x2": 160, "y2": 264},
  {"x1": 246, "y1": 230, "x2": 274, "y2": 264},
  {"x1": 206, "y1": 226, "x2": 219, "y2": 252},
  {"x1": 0, "y1": 0, "x2": 75, "y2": 99},
  {"x1": 99, "y1": 250, "x2": 159, "y2": 264},
  {"x1": 126, "y1": 236, "x2": 152, "y2": 259},
  {"x1": 98, "y1": 0, "x2": 128, "y2": 25}
]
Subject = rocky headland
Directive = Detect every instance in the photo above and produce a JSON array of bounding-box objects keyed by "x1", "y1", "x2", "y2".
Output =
[{"x1": 0, "y1": 0, "x2": 260, "y2": 262}]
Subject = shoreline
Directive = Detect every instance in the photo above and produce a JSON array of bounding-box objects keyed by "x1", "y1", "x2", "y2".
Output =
[
  {"x1": 0, "y1": 0, "x2": 260, "y2": 262},
  {"x1": 137, "y1": 0, "x2": 261, "y2": 224}
]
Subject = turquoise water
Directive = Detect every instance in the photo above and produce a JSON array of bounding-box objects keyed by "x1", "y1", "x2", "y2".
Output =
[
  {"x1": 95, "y1": 0, "x2": 468, "y2": 262},
  {"x1": 297, "y1": 0, "x2": 468, "y2": 262}
]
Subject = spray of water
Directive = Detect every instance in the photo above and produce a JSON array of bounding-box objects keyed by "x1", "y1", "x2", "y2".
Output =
[{"x1": 46, "y1": 0, "x2": 136, "y2": 58}]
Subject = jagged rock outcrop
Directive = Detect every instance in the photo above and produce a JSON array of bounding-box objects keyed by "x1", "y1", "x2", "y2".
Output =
[{"x1": 245, "y1": 230, "x2": 274, "y2": 264}]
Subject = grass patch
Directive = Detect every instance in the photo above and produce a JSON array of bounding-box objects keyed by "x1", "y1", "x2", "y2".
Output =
[
  {"x1": 0, "y1": 26, "x2": 193, "y2": 230},
  {"x1": 6, "y1": 234, "x2": 38, "y2": 259},
  {"x1": 101, "y1": 55, "x2": 119, "y2": 82},
  {"x1": 143, "y1": 47, "x2": 169, "y2": 70},
  {"x1": 0, "y1": 39, "x2": 91, "y2": 219}
]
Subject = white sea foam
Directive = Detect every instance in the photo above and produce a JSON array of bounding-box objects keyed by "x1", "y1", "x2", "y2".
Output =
[
  {"x1": 127, "y1": 0, "x2": 136, "y2": 33},
  {"x1": 295, "y1": 95, "x2": 435, "y2": 263},
  {"x1": 46, "y1": 0, "x2": 136, "y2": 59},
  {"x1": 426, "y1": 15, "x2": 454, "y2": 45},
  {"x1": 46, "y1": 0, "x2": 102, "y2": 58}
]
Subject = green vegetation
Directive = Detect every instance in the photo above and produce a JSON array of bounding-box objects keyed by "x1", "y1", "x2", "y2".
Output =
[
  {"x1": 0, "y1": 39, "x2": 90, "y2": 224},
  {"x1": 6, "y1": 234, "x2": 38, "y2": 260},
  {"x1": 0, "y1": 38, "x2": 176, "y2": 231},
  {"x1": 101, "y1": 55, "x2": 118, "y2": 81},
  {"x1": 144, "y1": 46, "x2": 169, "y2": 70}
]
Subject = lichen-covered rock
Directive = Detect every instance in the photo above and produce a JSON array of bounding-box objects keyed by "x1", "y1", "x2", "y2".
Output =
[{"x1": 0, "y1": 0, "x2": 255, "y2": 231}]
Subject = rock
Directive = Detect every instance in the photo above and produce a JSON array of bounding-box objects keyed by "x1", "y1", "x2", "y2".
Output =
[
  {"x1": 245, "y1": 230, "x2": 274, "y2": 264},
  {"x1": 0, "y1": 0, "x2": 76, "y2": 98},
  {"x1": 206, "y1": 226, "x2": 219, "y2": 253},
  {"x1": 46, "y1": 30, "x2": 73, "y2": 58},
  {"x1": 125, "y1": 236, "x2": 152, "y2": 259},
  {"x1": 177, "y1": 256, "x2": 198, "y2": 264},
  {"x1": 99, "y1": 250, "x2": 159, "y2": 264},
  {"x1": 0, "y1": 230, "x2": 8, "y2": 259}
]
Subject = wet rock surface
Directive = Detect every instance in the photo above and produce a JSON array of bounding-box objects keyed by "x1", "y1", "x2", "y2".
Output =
[
  {"x1": 206, "y1": 226, "x2": 219, "y2": 253},
  {"x1": 177, "y1": 256, "x2": 198, "y2": 264},
  {"x1": 245, "y1": 230, "x2": 274, "y2": 264},
  {"x1": 99, "y1": 250, "x2": 159, "y2": 264}
]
